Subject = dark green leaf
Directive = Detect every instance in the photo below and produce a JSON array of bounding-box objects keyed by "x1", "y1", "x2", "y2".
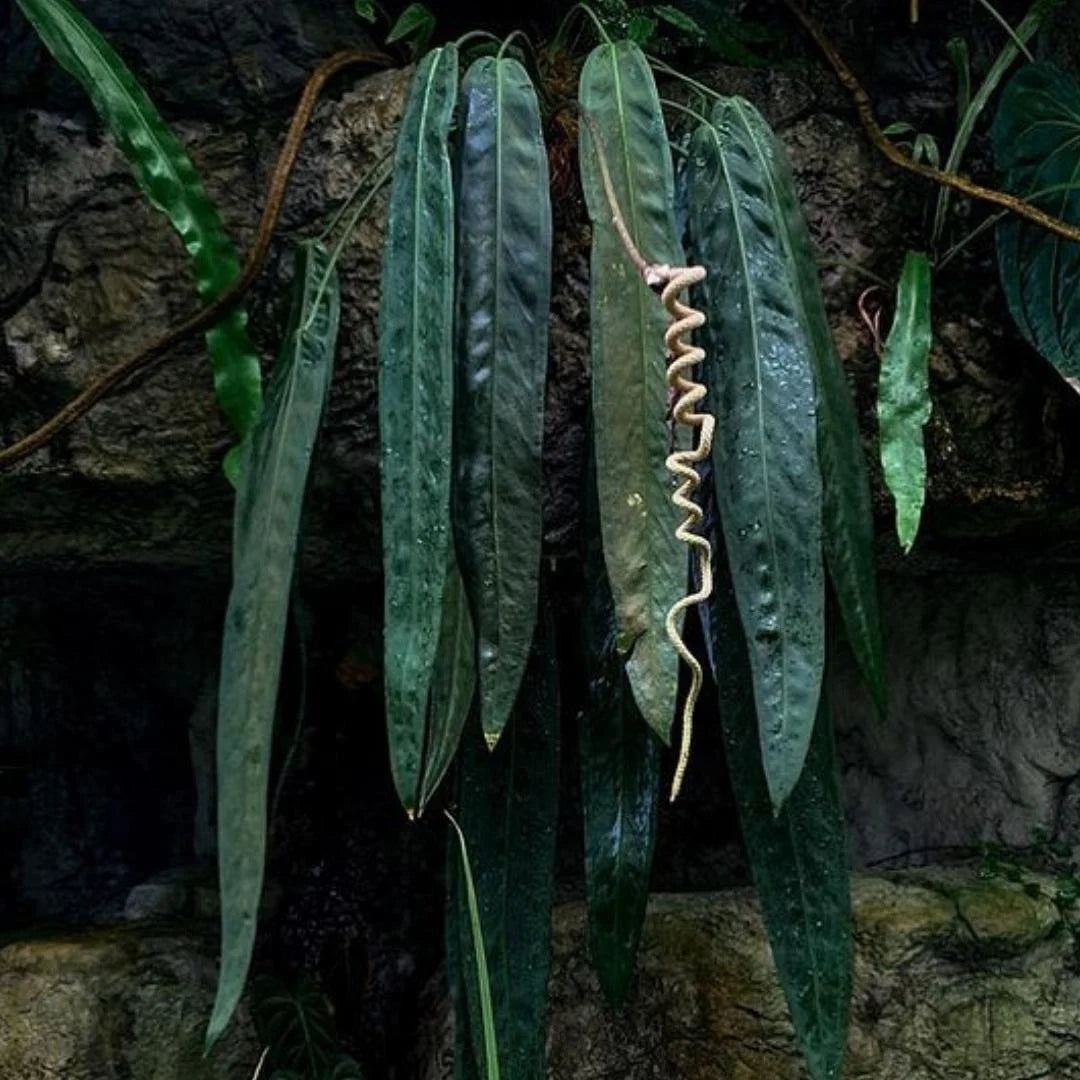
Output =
[
  {"x1": 14, "y1": 0, "x2": 262, "y2": 474},
  {"x1": 209, "y1": 241, "x2": 340, "y2": 1047},
  {"x1": 686, "y1": 97, "x2": 826, "y2": 810},
  {"x1": 628, "y1": 14, "x2": 658, "y2": 44},
  {"x1": 878, "y1": 251, "x2": 932, "y2": 554},
  {"x1": 354, "y1": 0, "x2": 376, "y2": 21},
  {"x1": 418, "y1": 555, "x2": 476, "y2": 814},
  {"x1": 387, "y1": 2, "x2": 436, "y2": 51},
  {"x1": 580, "y1": 459, "x2": 660, "y2": 1007},
  {"x1": 578, "y1": 40, "x2": 686, "y2": 744},
  {"x1": 454, "y1": 56, "x2": 551, "y2": 748},
  {"x1": 254, "y1": 976, "x2": 341, "y2": 1077},
  {"x1": 696, "y1": 95, "x2": 885, "y2": 716},
  {"x1": 703, "y1": 542, "x2": 851, "y2": 1080},
  {"x1": 994, "y1": 61, "x2": 1080, "y2": 379},
  {"x1": 449, "y1": 609, "x2": 560, "y2": 1080},
  {"x1": 379, "y1": 45, "x2": 459, "y2": 815},
  {"x1": 653, "y1": 4, "x2": 707, "y2": 38}
]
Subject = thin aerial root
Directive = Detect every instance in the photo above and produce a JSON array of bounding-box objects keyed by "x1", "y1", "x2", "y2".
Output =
[{"x1": 659, "y1": 265, "x2": 713, "y2": 802}]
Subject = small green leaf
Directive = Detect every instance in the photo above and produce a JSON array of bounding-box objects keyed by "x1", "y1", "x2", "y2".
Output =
[
  {"x1": 454, "y1": 56, "x2": 551, "y2": 748},
  {"x1": 578, "y1": 40, "x2": 686, "y2": 745},
  {"x1": 653, "y1": 4, "x2": 707, "y2": 37},
  {"x1": 387, "y1": 2, "x2": 436, "y2": 52},
  {"x1": 687, "y1": 97, "x2": 825, "y2": 811},
  {"x1": 702, "y1": 542, "x2": 852, "y2": 1080},
  {"x1": 878, "y1": 251, "x2": 932, "y2": 554},
  {"x1": 379, "y1": 46, "x2": 459, "y2": 815},
  {"x1": 994, "y1": 61, "x2": 1080, "y2": 380},
  {"x1": 208, "y1": 240, "x2": 340, "y2": 1047},
  {"x1": 882, "y1": 121, "x2": 916, "y2": 136},
  {"x1": 354, "y1": 0, "x2": 376, "y2": 21},
  {"x1": 448, "y1": 609, "x2": 560, "y2": 1080},
  {"x1": 14, "y1": 0, "x2": 262, "y2": 470},
  {"x1": 627, "y1": 14, "x2": 658, "y2": 44}
]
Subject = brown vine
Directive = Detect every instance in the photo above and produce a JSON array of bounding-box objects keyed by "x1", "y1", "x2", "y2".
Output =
[
  {"x1": 0, "y1": 47, "x2": 389, "y2": 470},
  {"x1": 781, "y1": 0, "x2": 1080, "y2": 247}
]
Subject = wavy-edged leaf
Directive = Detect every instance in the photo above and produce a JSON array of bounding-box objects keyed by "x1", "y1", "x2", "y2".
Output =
[
  {"x1": 15, "y1": 0, "x2": 261, "y2": 469},
  {"x1": 994, "y1": 62, "x2": 1080, "y2": 379},
  {"x1": 580, "y1": 459, "x2": 660, "y2": 1007},
  {"x1": 448, "y1": 607, "x2": 559, "y2": 1080},
  {"x1": 209, "y1": 240, "x2": 340, "y2": 1047},
  {"x1": 253, "y1": 975, "x2": 344, "y2": 1077},
  {"x1": 716, "y1": 102, "x2": 886, "y2": 716},
  {"x1": 417, "y1": 555, "x2": 476, "y2": 814},
  {"x1": 379, "y1": 45, "x2": 459, "y2": 815},
  {"x1": 879, "y1": 251, "x2": 932, "y2": 553},
  {"x1": 686, "y1": 97, "x2": 825, "y2": 811},
  {"x1": 578, "y1": 40, "x2": 685, "y2": 744},
  {"x1": 454, "y1": 55, "x2": 551, "y2": 749},
  {"x1": 702, "y1": 543, "x2": 851, "y2": 1080}
]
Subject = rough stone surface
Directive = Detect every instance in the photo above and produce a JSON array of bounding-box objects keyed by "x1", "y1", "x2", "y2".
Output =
[
  {"x1": 421, "y1": 867, "x2": 1080, "y2": 1079},
  {"x1": 0, "y1": 923, "x2": 260, "y2": 1080}
]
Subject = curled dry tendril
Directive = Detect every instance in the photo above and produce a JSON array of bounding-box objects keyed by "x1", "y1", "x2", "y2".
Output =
[
  {"x1": 656, "y1": 265, "x2": 713, "y2": 802},
  {"x1": 582, "y1": 110, "x2": 714, "y2": 801}
]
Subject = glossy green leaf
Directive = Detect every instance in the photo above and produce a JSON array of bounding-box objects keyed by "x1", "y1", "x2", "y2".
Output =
[
  {"x1": 15, "y1": 0, "x2": 262, "y2": 469},
  {"x1": 454, "y1": 56, "x2": 551, "y2": 748},
  {"x1": 208, "y1": 240, "x2": 340, "y2": 1047},
  {"x1": 703, "y1": 540, "x2": 851, "y2": 1080},
  {"x1": 878, "y1": 252, "x2": 933, "y2": 554},
  {"x1": 994, "y1": 61, "x2": 1080, "y2": 380},
  {"x1": 379, "y1": 45, "x2": 459, "y2": 815},
  {"x1": 686, "y1": 97, "x2": 825, "y2": 810},
  {"x1": 387, "y1": 2, "x2": 436, "y2": 54},
  {"x1": 417, "y1": 556, "x2": 476, "y2": 814},
  {"x1": 580, "y1": 459, "x2": 660, "y2": 1007},
  {"x1": 578, "y1": 40, "x2": 686, "y2": 744},
  {"x1": 752, "y1": 111, "x2": 887, "y2": 719},
  {"x1": 448, "y1": 610, "x2": 560, "y2": 1080}
]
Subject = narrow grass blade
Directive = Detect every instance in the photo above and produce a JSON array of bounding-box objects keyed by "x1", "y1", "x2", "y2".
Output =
[
  {"x1": 454, "y1": 55, "x2": 551, "y2": 749},
  {"x1": 878, "y1": 252, "x2": 933, "y2": 553},
  {"x1": 208, "y1": 240, "x2": 340, "y2": 1047},
  {"x1": 15, "y1": 0, "x2": 262, "y2": 467},
  {"x1": 379, "y1": 45, "x2": 460, "y2": 814},
  {"x1": 578, "y1": 39, "x2": 686, "y2": 744}
]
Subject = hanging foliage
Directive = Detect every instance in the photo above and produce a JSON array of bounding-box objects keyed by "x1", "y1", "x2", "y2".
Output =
[
  {"x1": 379, "y1": 45, "x2": 460, "y2": 816},
  {"x1": 447, "y1": 609, "x2": 560, "y2": 1080},
  {"x1": 209, "y1": 240, "x2": 341, "y2": 1046},
  {"x1": 580, "y1": 454, "x2": 661, "y2": 1007},
  {"x1": 578, "y1": 39, "x2": 687, "y2": 746},
  {"x1": 878, "y1": 251, "x2": 933, "y2": 553},
  {"x1": 14, "y1": 0, "x2": 262, "y2": 477},
  {"x1": 453, "y1": 54, "x2": 551, "y2": 749},
  {"x1": 686, "y1": 96, "x2": 826, "y2": 812}
]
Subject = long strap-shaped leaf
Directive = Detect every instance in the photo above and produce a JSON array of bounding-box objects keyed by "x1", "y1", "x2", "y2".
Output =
[
  {"x1": 208, "y1": 240, "x2": 341, "y2": 1047},
  {"x1": 417, "y1": 554, "x2": 476, "y2": 815},
  {"x1": 580, "y1": 457, "x2": 660, "y2": 1007},
  {"x1": 687, "y1": 97, "x2": 825, "y2": 811},
  {"x1": 448, "y1": 608, "x2": 560, "y2": 1080},
  {"x1": 454, "y1": 55, "x2": 551, "y2": 748},
  {"x1": 879, "y1": 251, "x2": 933, "y2": 553},
  {"x1": 380, "y1": 45, "x2": 459, "y2": 815},
  {"x1": 702, "y1": 541, "x2": 852, "y2": 1080},
  {"x1": 578, "y1": 40, "x2": 686, "y2": 745},
  {"x1": 994, "y1": 62, "x2": 1080, "y2": 379},
  {"x1": 15, "y1": 0, "x2": 262, "y2": 464},
  {"x1": 730, "y1": 102, "x2": 886, "y2": 717}
]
